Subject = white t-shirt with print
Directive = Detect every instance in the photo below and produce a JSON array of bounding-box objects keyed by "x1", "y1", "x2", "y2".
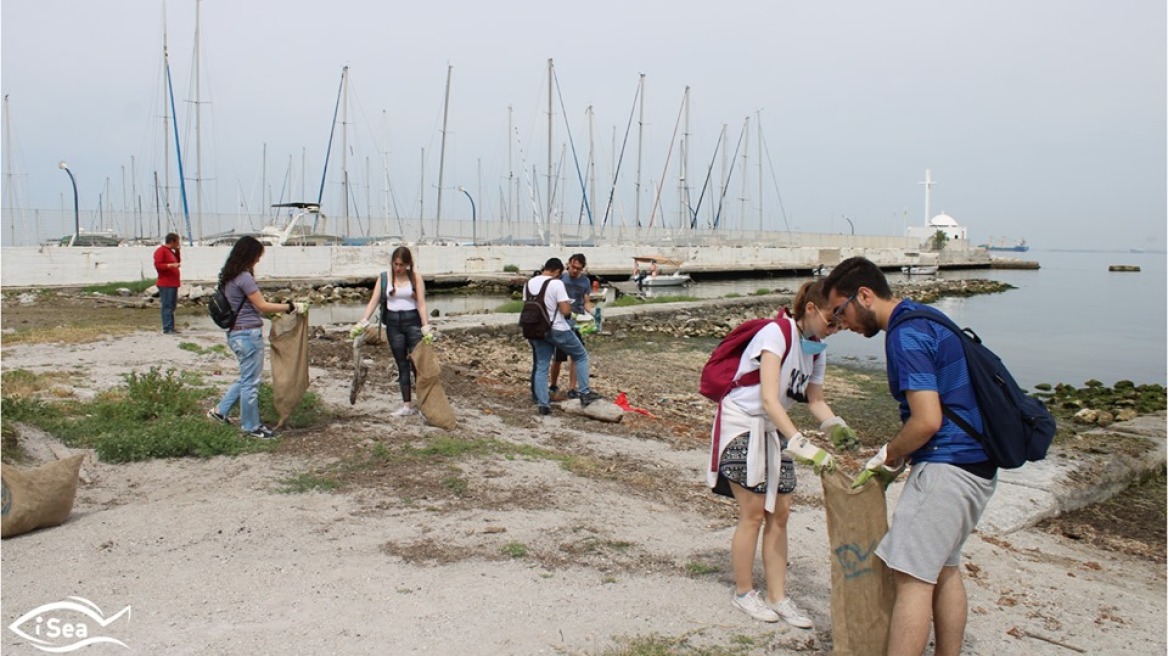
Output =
[
  {"x1": 723, "y1": 319, "x2": 826, "y2": 415},
  {"x1": 526, "y1": 275, "x2": 571, "y2": 332}
]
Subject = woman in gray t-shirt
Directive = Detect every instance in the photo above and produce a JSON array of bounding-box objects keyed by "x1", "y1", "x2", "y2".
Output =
[{"x1": 207, "y1": 236, "x2": 301, "y2": 439}]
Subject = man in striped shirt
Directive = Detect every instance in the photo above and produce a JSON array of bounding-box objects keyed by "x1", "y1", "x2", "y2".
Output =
[{"x1": 823, "y1": 257, "x2": 997, "y2": 656}]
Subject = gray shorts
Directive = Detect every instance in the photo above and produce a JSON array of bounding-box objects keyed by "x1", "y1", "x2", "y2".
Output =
[{"x1": 875, "y1": 461, "x2": 997, "y2": 584}]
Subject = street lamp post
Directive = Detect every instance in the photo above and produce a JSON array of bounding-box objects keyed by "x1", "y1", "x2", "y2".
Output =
[
  {"x1": 457, "y1": 186, "x2": 476, "y2": 246},
  {"x1": 58, "y1": 161, "x2": 79, "y2": 246}
]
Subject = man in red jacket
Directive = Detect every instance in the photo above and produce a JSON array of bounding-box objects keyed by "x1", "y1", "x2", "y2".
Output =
[{"x1": 154, "y1": 233, "x2": 182, "y2": 333}]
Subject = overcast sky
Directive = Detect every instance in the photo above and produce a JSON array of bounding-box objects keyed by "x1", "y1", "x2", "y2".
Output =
[{"x1": 2, "y1": 0, "x2": 1164, "y2": 250}]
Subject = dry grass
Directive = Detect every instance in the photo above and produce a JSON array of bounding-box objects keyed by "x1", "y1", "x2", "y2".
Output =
[{"x1": 3, "y1": 324, "x2": 142, "y2": 346}]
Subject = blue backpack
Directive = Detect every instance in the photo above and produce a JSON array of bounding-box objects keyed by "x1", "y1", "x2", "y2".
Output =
[{"x1": 888, "y1": 309, "x2": 1056, "y2": 469}]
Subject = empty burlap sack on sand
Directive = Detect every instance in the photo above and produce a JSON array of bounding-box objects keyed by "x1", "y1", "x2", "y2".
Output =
[
  {"x1": 822, "y1": 468, "x2": 896, "y2": 656},
  {"x1": 409, "y1": 341, "x2": 456, "y2": 430},
  {"x1": 270, "y1": 313, "x2": 310, "y2": 429},
  {"x1": 2, "y1": 454, "x2": 85, "y2": 538}
]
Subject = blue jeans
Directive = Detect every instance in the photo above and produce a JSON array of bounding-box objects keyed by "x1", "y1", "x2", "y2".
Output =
[
  {"x1": 218, "y1": 328, "x2": 264, "y2": 431},
  {"x1": 530, "y1": 329, "x2": 591, "y2": 407},
  {"x1": 159, "y1": 286, "x2": 178, "y2": 333}
]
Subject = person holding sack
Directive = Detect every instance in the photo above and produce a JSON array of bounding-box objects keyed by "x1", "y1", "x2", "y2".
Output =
[
  {"x1": 207, "y1": 236, "x2": 306, "y2": 439},
  {"x1": 823, "y1": 256, "x2": 997, "y2": 656},
  {"x1": 708, "y1": 280, "x2": 856, "y2": 628},
  {"x1": 351, "y1": 246, "x2": 432, "y2": 417}
]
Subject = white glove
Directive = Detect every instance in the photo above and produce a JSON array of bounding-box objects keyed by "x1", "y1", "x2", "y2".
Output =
[
  {"x1": 294, "y1": 301, "x2": 309, "y2": 315},
  {"x1": 864, "y1": 443, "x2": 904, "y2": 473},
  {"x1": 820, "y1": 416, "x2": 860, "y2": 451},
  {"x1": 421, "y1": 324, "x2": 433, "y2": 336},
  {"x1": 350, "y1": 319, "x2": 370, "y2": 339},
  {"x1": 574, "y1": 312, "x2": 593, "y2": 322},
  {"x1": 783, "y1": 432, "x2": 835, "y2": 474},
  {"x1": 421, "y1": 324, "x2": 435, "y2": 344},
  {"x1": 853, "y1": 444, "x2": 907, "y2": 489}
]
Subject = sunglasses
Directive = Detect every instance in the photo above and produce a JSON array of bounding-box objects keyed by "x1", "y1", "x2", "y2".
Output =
[{"x1": 832, "y1": 292, "x2": 858, "y2": 321}]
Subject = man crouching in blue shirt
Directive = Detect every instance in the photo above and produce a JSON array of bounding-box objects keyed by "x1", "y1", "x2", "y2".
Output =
[{"x1": 823, "y1": 256, "x2": 997, "y2": 656}]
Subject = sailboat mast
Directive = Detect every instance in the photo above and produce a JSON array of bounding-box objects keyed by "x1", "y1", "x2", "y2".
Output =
[
  {"x1": 193, "y1": 0, "x2": 203, "y2": 240},
  {"x1": 587, "y1": 105, "x2": 596, "y2": 232},
  {"x1": 341, "y1": 65, "x2": 350, "y2": 232},
  {"x1": 718, "y1": 124, "x2": 727, "y2": 230},
  {"x1": 435, "y1": 64, "x2": 452, "y2": 240},
  {"x1": 508, "y1": 105, "x2": 514, "y2": 229},
  {"x1": 161, "y1": 3, "x2": 171, "y2": 230},
  {"x1": 635, "y1": 73, "x2": 645, "y2": 228},
  {"x1": 679, "y1": 86, "x2": 689, "y2": 231},
  {"x1": 3, "y1": 95, "x2": 19, "y2": 246},
  {"x1": 418, "y1": 147, "x2": 426, "y2": 238},
  {"x1": 739, "y1": 116, "x2": 750, "y2": 231},
  {"x1": 546, "y1": 58, "x2": 554, "y2": 237},
  {"x1": 757, "y1": 110, "x2": 763, "y2": 231}
]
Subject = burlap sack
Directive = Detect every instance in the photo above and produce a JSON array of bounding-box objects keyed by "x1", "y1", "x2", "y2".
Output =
[
  {"x1": 2, "y1": 454, "x2": 85, "y2": 538},
  {"x1": 822, "y1": 468, "x2": 896, "y2": 656},
  {"x1": 270, "y1": 313, "x2": 310, "y2": 428},
  {"x1": 409, "y1": 341, "x2": 456, "y2": 430}
]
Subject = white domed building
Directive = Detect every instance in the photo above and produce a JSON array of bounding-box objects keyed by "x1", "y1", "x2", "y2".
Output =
[{"x1": 906, "y1": 212, "x2": 968, "y2": 243}]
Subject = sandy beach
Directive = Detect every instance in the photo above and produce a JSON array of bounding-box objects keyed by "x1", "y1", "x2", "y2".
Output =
[{"x1": 1, "y1": 314, "x2": 1165, "y2": 655}]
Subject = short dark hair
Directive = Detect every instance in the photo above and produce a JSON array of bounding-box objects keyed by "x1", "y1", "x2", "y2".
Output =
[
  {"x1": 165, "y1": 232, "x2": 180, "y2": 245},
  {"x1": 568, "y1": 253, "x2": 586, "y2": 267},
  {"x1": 542, "y1": 257, "x2": 565, "y2": 275},
  {"x1": 822, "y1": 257, "x2": 893, "y2": 300}
]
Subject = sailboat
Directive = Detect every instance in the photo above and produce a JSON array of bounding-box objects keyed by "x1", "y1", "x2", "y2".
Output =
[{"x1": 201, "y1": 202, "x2": 343, "y2": 246}]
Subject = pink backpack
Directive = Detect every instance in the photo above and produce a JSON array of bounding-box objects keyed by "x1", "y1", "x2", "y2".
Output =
[{"x1": 699, "y1": 309, "x2": 794, "y2": 402}]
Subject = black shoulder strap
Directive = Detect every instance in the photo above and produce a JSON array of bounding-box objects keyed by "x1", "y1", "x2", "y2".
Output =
[
  {"x1": 529, "y1": 278, "x2": 555, "y2": 324},
  {"x1": 220, "y1": 281, "x2": 248, "y2": 331}
]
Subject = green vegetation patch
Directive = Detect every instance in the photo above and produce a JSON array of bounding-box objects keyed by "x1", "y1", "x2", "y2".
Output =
[
  {"x1": 612, "y1": 294, "x2": 701, "y2": 307},
  {"x1": 1, "y1": 367, "x2": 322, "y2": 463},
  {"x1": 82, "y1": 280, "x2": 155, "y2": 295}
]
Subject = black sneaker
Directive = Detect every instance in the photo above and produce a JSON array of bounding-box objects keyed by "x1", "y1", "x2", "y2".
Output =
[
  {"x1": 244, "y1": 425, "x2": 277, "y2": 439},
  {"x1": 578, "y1": 391, "x2": 604, "y2": 408},
  {"x1": 567, "y1": 389, "x2": 581, "y2": 400},
  {"x1": 207, "y1": 409, "x2": 232, "y2": 425},
  {"x1": 537, "y1": 405, "x2": 552, "y2": 416}
]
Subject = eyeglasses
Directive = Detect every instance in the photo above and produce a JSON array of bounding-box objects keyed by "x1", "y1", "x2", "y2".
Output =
[
  {"x1": 817, "y1": 307, "x2": 839, "y2": 330},
  {"x1": 832, "y1": 292, "x2": 858, "y2": 321}
]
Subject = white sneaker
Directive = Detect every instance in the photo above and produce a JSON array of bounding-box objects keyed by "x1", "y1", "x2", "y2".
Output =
[
  {"x1": 731, "y1": 590, "x2": 780, "y2": 622},
  {"x1": 771, "y1": 596, "x2": 814, "y2": 629},
  {"x1": 391, "y1": 406, "x2": 416, "y2": 417}
]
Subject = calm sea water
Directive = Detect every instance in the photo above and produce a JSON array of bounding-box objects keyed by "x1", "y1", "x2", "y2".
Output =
[
  {"x1": 823, "y1": 251, "x2": 1168, "y2": 389},
  {"x1": 222, "y1": 250, "x2": 1166, "y2": 389}
]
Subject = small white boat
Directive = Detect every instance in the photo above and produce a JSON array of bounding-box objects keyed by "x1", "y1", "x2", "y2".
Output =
[
  {"x1": 632, "y1": 255, "x2": 692, "y2": 289},
  {"x1": 637, "y1": 271, "x2": 692, "y2": 287},
  {"x1": 901, "y1": 265, "x2": 939, "y2": 275}
]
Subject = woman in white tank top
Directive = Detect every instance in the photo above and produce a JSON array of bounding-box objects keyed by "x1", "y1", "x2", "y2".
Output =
[{"x1": 355, "y1": 246, "x2": 430, "y2": 416}]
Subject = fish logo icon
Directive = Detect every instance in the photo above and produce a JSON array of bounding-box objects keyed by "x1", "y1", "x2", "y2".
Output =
[{"x1": 8, "y1": 596, "x2": 131, "y2": 653}]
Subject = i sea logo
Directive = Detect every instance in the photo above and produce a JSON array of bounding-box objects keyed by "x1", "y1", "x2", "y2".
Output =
[{"x1": 8, "y1": 596, "x2": 131, "y2": 653}]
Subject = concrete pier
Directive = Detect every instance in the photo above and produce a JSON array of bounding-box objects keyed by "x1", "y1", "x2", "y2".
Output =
[{"x1": 0, "y1": 238, "x2": 995, "y2": 288}]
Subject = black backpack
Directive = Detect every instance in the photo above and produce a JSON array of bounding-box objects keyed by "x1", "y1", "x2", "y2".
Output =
[
  {"x1": 888, "y1": 309, "x2": 1056, "y2": 469},
  {"x1": 208, "y1": 285, "x2": 246, "y2": 330},
  {"x1": 518, "y1": 278, "x2": 554, "y2": 339}
]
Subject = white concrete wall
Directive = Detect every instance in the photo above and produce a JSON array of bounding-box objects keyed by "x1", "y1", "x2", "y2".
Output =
[{"x1": 0, "y1": 233, "x2": 988, "y2": 288}]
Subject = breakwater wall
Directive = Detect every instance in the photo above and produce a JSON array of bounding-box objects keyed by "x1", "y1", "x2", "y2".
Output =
[{"x1": 0, "y1": 238, "x2": 991, "y2": 288}]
